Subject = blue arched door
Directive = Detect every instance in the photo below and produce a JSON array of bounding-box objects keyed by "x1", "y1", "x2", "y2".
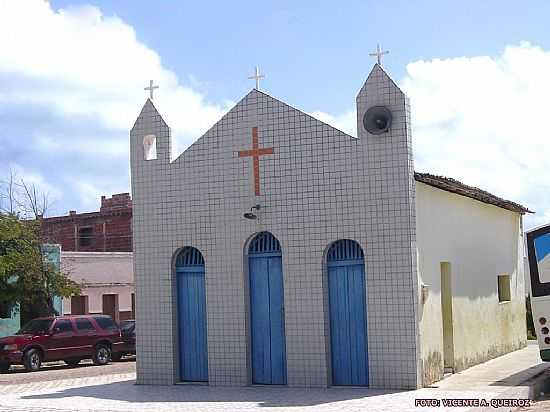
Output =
[
  {"x1": 327, "y1": 239, "x2": 368, "y2": 386},
  {"x1": 176, "y1": 247, "x2": 208, "y2": 382},
  {"x1": 248, "y1": 232, "x2": 287, "y2": 384}
]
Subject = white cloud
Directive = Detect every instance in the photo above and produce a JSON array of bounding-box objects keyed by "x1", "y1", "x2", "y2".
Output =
[
  {"x1": 0, "y1": 0, "x2": 231, "y2": 211},
  {"x1": 0, "y1": 1, "x2": 230, "y2": 156},
  {"x1": 402, "y1": 42, "x2": 550, "y2": 228},
  {"x1": 6, "y1": 163, "x2": 61, "y2": 200},
  {"x1": 309, "y1": 110, "x2": 357, "y2": 137},
  {"x1": 315, "y1": 43, "x2": 550, "y2": 228},
  {"x1": 0, "y1": 1, "x2": 547, "y2": 229}
]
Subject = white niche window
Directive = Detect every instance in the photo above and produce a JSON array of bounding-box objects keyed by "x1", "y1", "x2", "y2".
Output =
[{"x1": 143, "y1": 134, "x2": 157, "y2": 160}]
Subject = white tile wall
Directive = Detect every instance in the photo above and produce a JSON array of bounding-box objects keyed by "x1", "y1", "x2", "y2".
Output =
[{"x1": 130, "y1": 64, "x2": 421, "y2": 389}]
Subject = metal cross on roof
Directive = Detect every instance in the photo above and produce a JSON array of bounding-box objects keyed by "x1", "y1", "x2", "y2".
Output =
[
  {"x1": 144, "y1": 80, "x2": 159, "y2": 100},
  {"x1": 248, "y1": 66, "x2": 265, "y2": 90},
  {"x1": 369, "y1": 44, "x2": 389, "y2": 66}
]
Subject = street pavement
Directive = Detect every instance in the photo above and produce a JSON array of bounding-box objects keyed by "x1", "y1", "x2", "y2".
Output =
[
  {"x1": 0, "y1": 358, "x2": 136, "y2": 386},
  {"x1": 0, "y1": 346, "x2": 548, "y2": 412}
]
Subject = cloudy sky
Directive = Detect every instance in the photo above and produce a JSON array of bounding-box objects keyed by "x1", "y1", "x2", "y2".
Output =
[{"x1": 1, "y1": 0, "x2": 549, "y2": 229}]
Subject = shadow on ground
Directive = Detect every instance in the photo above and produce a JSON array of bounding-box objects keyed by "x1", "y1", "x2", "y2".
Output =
[
  {"x1": 22, "y1": 380, "x2": 402, "y2": 407},
  {"x1": 490, "y1": 364, "x2": 550, "y2": 387},
  {"x1": 4, "y1": 357, "x2": 135, "y2": 375}
]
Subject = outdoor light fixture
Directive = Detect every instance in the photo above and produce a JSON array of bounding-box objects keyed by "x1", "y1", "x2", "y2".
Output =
[{"x1": 243, "y1": 204, "x2": 261, "y2": 220}]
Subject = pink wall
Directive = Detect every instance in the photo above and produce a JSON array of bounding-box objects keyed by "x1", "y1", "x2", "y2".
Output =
[{"x1": 61, "y1": 252, "x2": 134, "y2": 315}]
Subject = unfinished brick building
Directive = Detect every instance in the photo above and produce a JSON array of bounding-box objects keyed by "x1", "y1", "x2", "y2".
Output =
[
  {"x1": 40, "y1": 193, "x2": 134, "y2": 321},
  {"x1": 40, "y1": 193, "x2": 133, "y2": 252}
]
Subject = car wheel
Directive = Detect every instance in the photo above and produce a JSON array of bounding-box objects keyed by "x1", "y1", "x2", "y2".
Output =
[
  {"x1": 0, "y1": 363, "x2": 10, "y2": 373},
  {"x1": 23, "y1": 349, "x2": 42, "y2": 372},
  {"x1": 92, "y1": 344, "x2": 111, "y2": 365},
  {"x1": 64, "y1": 358, "x2": 81, "y2": 367},
  {"x1": 111, "y1": 353, "x2": 123, "y2": 362}
]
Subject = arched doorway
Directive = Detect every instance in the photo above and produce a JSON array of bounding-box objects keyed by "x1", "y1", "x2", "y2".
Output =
[
  {"x1": 248, "y1": 232, "x2": 287, "y2": 384},
  {"x1": 327, "y1": 239, "x2": 368, "y2": 386},
  {"x1": 176, "y1": 246, "x2": 208, "y2": 382}
]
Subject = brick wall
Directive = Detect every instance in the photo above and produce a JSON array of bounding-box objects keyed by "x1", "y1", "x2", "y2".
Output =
[{"x1": 40, "y1": 194, "x2": 132, "y2": 252}]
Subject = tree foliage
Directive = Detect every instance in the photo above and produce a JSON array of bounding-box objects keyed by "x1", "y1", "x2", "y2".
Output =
[{"x1": 0, "y1": 214, "x2": 79, "y2": 318}]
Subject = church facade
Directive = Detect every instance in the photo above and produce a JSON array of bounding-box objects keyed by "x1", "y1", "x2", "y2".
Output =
[{"x1": 130, "y1": 65, "x2": 528, "y2": 389}]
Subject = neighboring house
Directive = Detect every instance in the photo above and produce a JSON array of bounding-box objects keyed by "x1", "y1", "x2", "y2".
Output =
[
  {"x1": 61, "y1": 251, "x2": 134, "y2": 322},
  {"x1": 40, "y1": 194, "x2": 135, "y2": 323},
  {"x1": 130, "y1": 64, "x2": 529, "y2": 389},
  {"x1": 0, "y1": 244, "x2": 62, "y2": 338},
  {"x1": 415, "y1": 177, "x2": 527, "y2": 384},
  {"x1": 40, "y1": 193, "x2": 132, "y2": 252}
]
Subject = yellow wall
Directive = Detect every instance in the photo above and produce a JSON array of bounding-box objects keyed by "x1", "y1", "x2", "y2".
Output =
[{"x1": 416, "y1": 182, "x2": 527, "y2": 385}]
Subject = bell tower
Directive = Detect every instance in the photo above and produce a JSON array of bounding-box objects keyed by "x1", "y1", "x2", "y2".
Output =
[{"x1": 357, "y1": 63, "x2": 422, "y2": 389}]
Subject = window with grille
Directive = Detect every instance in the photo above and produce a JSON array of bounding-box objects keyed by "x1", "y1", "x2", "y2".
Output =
[{"x1": 79, "y1": 227, "x2": 93, "y2": 247}]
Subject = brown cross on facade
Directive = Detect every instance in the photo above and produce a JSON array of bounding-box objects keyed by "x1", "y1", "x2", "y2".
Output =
[{"x1": 238, "y1": 127, "x2": 274, "y2": 196}]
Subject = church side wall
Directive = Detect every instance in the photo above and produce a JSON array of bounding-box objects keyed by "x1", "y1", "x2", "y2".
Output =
[{"x1": 416, "y1": 182, "x2": 527, "y2": 386}]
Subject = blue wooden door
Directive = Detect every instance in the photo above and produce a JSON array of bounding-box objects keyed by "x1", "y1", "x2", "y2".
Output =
[
  {"x1": 328, "y1": 239, "x2": 368, "y2": 386},
  {"x1": 249, "y1": 232, "x2": 287, "y2": 385},
  {"x1": 176, "y1": 247, "x2": 208, "y2": 382}
]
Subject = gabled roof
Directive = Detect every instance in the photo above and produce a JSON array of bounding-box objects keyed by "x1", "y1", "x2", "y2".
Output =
[
  {"x1": 414, "y1": 172, "x2": 532, "y2": 214},
  {"x1": 132, "y1": 83, "x2": 532, "y2": 216}
]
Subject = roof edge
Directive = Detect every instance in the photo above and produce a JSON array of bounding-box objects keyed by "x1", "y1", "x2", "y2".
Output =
[{"x1": 414, "y1": 172, "x2": 532, "y2": 215}]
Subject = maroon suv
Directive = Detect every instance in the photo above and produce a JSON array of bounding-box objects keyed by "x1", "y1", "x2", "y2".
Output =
[{"x1": 0, "y1": 315, "x2": 124, "y2": 372}]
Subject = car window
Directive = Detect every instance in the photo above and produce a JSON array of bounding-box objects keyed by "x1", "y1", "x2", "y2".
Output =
[
  {"x1": 76, "y1": 318, "x2": 95, "y2": 331},
  {"x1": 17, "y1": 319, "x2": 53, "y2": 335},
  {"x1": 93, "y1": 316, "x2": 118, "y2": 331},
  {"x1": 55, "y1": 319, "x2": 73, "y2": 333},
  {"x1": 120, "y1": 321, "x2": 135, "y2": 332}
]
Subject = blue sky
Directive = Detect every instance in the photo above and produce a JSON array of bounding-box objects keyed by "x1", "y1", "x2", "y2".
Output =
[
  {"x1": 50, "y1": 0, "x2": 550, "y2": 112},
  {"x1": 1, "y1": 0, "x2": 550, "y2": 228}
]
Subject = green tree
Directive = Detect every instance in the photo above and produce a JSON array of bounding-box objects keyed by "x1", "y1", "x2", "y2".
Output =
[{"x1": 0, "y1": 214, "x2": 79, "y2": 320}]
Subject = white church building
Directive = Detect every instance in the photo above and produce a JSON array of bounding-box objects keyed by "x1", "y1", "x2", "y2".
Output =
[{"x1": 130, "y1": 64, "x2": 529, "y2": 389}]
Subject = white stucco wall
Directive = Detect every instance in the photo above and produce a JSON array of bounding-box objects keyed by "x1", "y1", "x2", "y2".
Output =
[
  {"x1": 61, "y1": 252, "x2": 134, "y2": 315},
  {"x1": 416, "y1": 182, "x2": 526, "y2": 385}
]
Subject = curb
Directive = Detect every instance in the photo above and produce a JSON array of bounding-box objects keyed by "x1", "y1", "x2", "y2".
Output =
[{"x1": 477, "y1": 368, "x2": 550, "y2": 411}]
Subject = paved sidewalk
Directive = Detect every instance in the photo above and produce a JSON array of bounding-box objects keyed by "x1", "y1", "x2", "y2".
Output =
[
  {"x1": 0, "y1": 343, "x2": 547, "y2": 412},
  {"x1": 0, "y1": 359, "x2": 136, "y2": 386},
  {"x1": 435, "y1": 342, "x2": 549, "y2": 395}
]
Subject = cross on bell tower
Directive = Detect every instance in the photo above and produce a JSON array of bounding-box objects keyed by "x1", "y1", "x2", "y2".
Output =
[
  {"x1": 144, "y1": 80, "x2": 159, "y2": 100},
  {"x1": 369, "y1": 44, "x2": 389, "y2": 66},
  {"x1": 248, "y1": 66, "x2": 265, "y2": 90}
]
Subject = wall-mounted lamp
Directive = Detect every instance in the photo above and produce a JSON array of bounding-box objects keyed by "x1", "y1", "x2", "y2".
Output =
[{"x1": 243, "y1": 204, "x2": 261, "y2": 220}]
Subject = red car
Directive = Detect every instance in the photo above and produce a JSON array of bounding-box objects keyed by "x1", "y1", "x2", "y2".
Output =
[
  {"x1": 114, "y1": 319, "x2": 136, "y2": 361},
  {"x1": 0, "y1": 315, "x2": 124, "y2": 372}
]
